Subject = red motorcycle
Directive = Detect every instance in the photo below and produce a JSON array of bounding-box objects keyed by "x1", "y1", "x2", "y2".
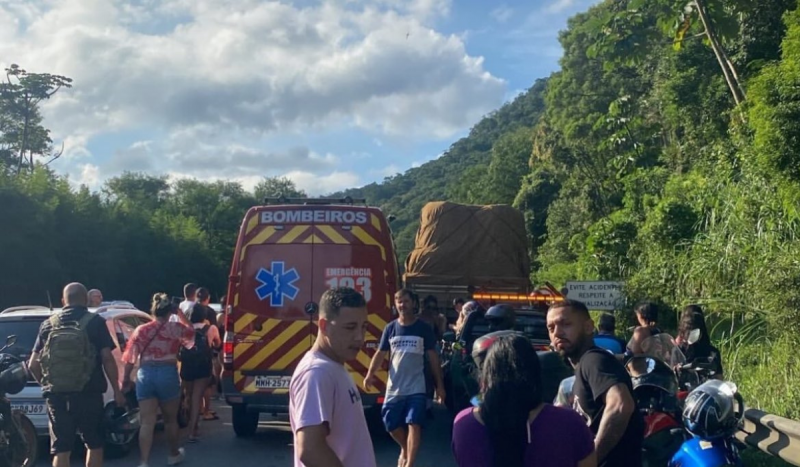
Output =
[{"x1": 626, "y1": 356, "x2": 686, "y2": 467}]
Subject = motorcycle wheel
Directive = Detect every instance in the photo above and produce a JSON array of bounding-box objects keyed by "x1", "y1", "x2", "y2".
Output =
[{"x1": 9, "y1": 410, "x2": 38, "y2": 467}]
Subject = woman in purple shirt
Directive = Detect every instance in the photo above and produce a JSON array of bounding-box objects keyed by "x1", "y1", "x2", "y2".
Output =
[{"x1": 451, "y1": 334, "x2": 597, "y2": 467}]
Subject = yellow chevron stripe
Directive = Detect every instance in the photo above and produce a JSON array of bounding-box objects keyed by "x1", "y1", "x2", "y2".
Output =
[
  {"x1": 277, "y1": 225, "x2": 310, "y2": 244},
  {"x1": 234, "y1": 371, "x2": 244, "y2": 385},
  {"x1": 302, "y1": 234, "x2": 323, "y2": 244},
  {"x1": 240, "y1": 226, "x2": 276, "y2": 261},
  {"x1": 233, "y1": 318, "x2": 282, "y2": 357},
  {"x1": 271, "y1": 338, "x2": 312, "y2": 370},
  {"x1": 234, "y1": 293, "x2": 239, "y2": 307},
  {"x1": 241, "y1": 321, "x2": 308, "y2": 370},
  {"x1": 368, "y1": 313, "x2": 388, "y2": 331},
  {"x1": 370, "y1": 214, "x2": 382, "y2": 232},
  {"x1": 246, "y1": 214, "x2": 259, "y2": 235},
  {"x1": 351, "y1": 226, "x2": 385, "y2": 261},
  {"x1": 317, "y1": 225, "x2": 348, "y2": 244},
  {"x1": 234, "y1": 314, "x2": 258, "y2": 333}
]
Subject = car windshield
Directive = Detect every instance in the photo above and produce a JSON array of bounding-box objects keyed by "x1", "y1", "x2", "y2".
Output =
[{"x1": 0, "y1": 318, "x2": 46, "y2": 359}]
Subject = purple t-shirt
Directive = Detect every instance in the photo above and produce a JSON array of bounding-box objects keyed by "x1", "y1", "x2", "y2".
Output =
[
  {"x1": 452, "y1": 404, "x2": 594, "y2": 467},
  {"x1": 289, "y1": 350, "x2": 376, "y2": 467}
]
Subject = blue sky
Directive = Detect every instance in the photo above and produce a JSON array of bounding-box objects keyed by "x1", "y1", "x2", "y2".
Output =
[{"x1": 0, "y1": 0, "x2": 598, "y2": 194}]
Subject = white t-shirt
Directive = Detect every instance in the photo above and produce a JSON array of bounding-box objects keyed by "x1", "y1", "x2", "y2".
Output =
[
  {"x1": 169, "y1": 300, "x2": 195, "y2": 323},
  {"x1": 289, "y1": 350, "x2": 376, "y2": 467}
]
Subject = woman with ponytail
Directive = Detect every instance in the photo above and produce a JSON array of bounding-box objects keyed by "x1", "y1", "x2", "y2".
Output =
[
  {"x1": 451, "y1": 334, "x2": 596, "y2": 467},
  {"x1": 121, "y1": 293, "x2": 195, "y2": 467}
]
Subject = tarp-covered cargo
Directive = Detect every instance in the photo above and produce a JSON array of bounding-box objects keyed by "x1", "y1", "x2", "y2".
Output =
[{"x1": 404, "y1": 201, "x2": 531, "y2": 289}]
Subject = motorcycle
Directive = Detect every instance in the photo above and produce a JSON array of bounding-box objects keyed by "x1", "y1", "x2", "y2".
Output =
[
  {"x1": 0, "y1": 335, "x2": 38, "y2": 467},
  {"x1": 626, "y1": 356, "x2": 686, "y2": 467},
  {"x1": 669, "y1": 379, "x2": 745, "y2": 467}
]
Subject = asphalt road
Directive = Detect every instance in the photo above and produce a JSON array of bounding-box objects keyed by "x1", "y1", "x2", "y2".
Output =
[{"x1": 38, "y1": 401, "x2": 459, "y2": 467}]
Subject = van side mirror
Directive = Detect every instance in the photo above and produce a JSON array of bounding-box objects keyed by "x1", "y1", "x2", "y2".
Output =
[
  {"x1": 5, "y1": 335, "x2": 16, "y2": 347},
  {"x1": 442, "y1": 331, "x2": 456, "y2": 343}
]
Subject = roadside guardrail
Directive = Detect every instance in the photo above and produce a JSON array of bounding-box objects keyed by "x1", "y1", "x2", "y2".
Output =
[{"x1": 736, "y1": 408, "x2": 800, "y2": 465}]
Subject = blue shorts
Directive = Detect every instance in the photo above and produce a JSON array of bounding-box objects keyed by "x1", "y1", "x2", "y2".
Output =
[
  {"x1": 136, "y1": 364, "x2": 181, "y2": 402},
  {"x1": 381, "y1": 394, "x2": 427, "y2": 432}
]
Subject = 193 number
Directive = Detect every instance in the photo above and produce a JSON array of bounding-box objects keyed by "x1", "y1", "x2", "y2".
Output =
[{"x1": 326, "y1": 277, "x2": 372, "y2": 302}]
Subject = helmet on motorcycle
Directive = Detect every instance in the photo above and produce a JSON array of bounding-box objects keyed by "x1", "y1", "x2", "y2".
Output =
[
  {"x1": 471, "y1": 330, "x2": 520, "y2": 371},
  {"x1": 626, "y1": 356, "x2": 680, "y2": 414},
  {"x1": 485, "y1": 304, "x2": 516, "y2": 332},
  {"x1": 0, "y1": 359, "x2": 29, "y2": 395},
  {"x1": 104, "y1": 404, "x2": 140, "y2": 446},
  {"x1": 682, "y1": 380, "x2": 742, "y2": 440}
]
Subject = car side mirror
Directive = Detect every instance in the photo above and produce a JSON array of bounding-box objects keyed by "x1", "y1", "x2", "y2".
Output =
[{"x1": 442, "y1": 331, "x2": 456, "y2": 343}]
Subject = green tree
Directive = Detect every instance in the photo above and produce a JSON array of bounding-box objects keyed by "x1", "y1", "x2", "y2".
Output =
[
  {"x1": 0, "y1": 64, "x2": 72, "y2": 175},
  {"x1": 254, "y1": 176, "x2": 306, "y2": 200}
]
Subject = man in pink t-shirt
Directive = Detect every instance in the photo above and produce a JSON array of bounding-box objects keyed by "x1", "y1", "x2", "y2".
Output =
[{"x1": 290, "y1": 287, "x2": 377, "y2": 467}]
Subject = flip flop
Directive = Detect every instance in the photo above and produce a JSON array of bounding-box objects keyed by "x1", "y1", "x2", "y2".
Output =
[
  {"x1": 188, "y1": 437, "x2": 199, "y2": 444},
  {"x1": 202, "y1": 413, "x2": 219, "y2": 421}
]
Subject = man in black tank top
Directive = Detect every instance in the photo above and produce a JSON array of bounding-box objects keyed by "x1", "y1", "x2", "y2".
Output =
[{"x1": 547, "y1": 299, "x2": 643, "y2": 467}]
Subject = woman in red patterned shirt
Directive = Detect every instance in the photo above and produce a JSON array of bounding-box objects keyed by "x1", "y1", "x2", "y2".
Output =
[{"x1": 122, "y1": 293, "x2": 194, "y2": 467}]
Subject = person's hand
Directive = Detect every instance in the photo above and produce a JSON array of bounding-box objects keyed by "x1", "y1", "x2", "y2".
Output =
[
  {"x1": 121, "y1": 378, "x2": 134, "y2": 393},
  {"x1": 363, "y1": 373, "x2": 377, "y2": 391},
  {"x1": 435, "y1": 385, "x2": 446, "y2": 405}
]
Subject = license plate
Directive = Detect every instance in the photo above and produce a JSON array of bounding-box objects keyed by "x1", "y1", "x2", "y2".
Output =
[
  {"x1": 12, "y1": 403, "x2": 46, "y2": 415},
  {"x1": 255, "y1": 376, "x2": 291, "y2": 389}
]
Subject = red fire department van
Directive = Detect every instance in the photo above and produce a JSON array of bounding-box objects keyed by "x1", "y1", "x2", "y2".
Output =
[{"x1": 221, "y1": 197, "x2": 399, "y2": 437}]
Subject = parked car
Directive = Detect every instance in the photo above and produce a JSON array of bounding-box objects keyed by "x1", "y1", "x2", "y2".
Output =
[{"x1": 0, "y1": 303, "x2": 153, "y2": 458}]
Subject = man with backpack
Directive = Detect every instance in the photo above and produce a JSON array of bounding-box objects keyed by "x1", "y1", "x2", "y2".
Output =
[{"x1": 28, "y1": 282, "x2": 125, "y2": 467}]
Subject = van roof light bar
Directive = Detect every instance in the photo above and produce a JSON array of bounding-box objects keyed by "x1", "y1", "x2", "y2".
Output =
[{"x1": 262, "y1": 196, "x2": 367, "y2": 206}]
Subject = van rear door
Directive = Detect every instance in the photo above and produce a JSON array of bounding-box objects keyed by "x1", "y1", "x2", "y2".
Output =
[
  {"x1": 232, "y1": 223, "x2": 315, "y2": 395},
  {"x1": 309, "y1": 217, "x2": 394, "y2": 398}
]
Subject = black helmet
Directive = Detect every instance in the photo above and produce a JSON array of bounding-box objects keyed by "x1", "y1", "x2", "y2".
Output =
[
  {"x1": 626, "y1": 356, "x2": 680, "y2": 414},
  {"x1": 0, "y1": 359, "x2": 28, "y2": 395},
  {"x1": 485, "y1": 304, "x2": 516, "y2": 332},
  {"x1": 471, "y1": 330, "x2": 521, "y2": 371},
  {"x1": 104, "y1": 404, "x2": 140, "y2": 446}
]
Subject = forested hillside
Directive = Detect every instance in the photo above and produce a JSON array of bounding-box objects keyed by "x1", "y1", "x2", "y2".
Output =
[
  {"x1": 334, "y1": 78, "x2": 548, "y2": 261},
  {"x1": 356, "y1": 0, "x2": 800, "y2": 428}
]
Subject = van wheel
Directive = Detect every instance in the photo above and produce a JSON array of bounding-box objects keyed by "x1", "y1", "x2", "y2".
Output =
[{"x1": 231, "y1": 404, "x2": 259, "y2": 437}]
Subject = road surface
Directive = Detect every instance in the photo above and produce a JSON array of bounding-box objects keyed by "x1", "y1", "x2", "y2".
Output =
[{"x1": 37, "y1": 401, "x2": 459, "y2": 467}]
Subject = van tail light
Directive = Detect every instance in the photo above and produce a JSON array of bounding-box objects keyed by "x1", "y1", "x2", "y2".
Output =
[{"x1": 223, "y1": 334, "x2": 234, "y2": 371}]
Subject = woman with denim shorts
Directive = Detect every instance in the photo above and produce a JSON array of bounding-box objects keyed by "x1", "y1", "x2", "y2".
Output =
[{"x1": 122, "y1": 293, "x2": 195, "y2": 467}]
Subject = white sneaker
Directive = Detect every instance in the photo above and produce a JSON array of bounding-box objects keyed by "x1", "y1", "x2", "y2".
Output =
[{"x1": 167, "y1": 448, "x2": 185, "y2": 466}]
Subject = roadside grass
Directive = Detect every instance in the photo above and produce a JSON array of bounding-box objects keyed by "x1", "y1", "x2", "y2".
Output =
[{"x1": 722, "y1": 335, "x2": 800, "y2": 467}]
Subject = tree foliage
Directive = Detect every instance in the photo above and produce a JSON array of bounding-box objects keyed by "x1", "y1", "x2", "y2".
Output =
[{"x1": 0, "y1": 65, "x2": 72, "y2": 175}]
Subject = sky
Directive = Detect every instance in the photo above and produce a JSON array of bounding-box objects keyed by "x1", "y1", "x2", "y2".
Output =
[{"x1": 0, "y1": 0, "x2": 598, "y2": 195}]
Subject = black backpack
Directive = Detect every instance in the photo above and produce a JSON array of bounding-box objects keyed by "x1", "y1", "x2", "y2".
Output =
[{"x1": 179, "y1": 325, "x2": 211, "y2": 366}]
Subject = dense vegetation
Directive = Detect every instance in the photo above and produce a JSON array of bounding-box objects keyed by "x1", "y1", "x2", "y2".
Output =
[
  {"x1": 344, "y1": 0, "x2": 800, "y2": 430},
  {"x1": 2, "y1": 0, "x2": 800, "y2": 449}
]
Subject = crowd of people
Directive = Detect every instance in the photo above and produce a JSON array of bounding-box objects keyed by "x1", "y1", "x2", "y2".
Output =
[
  {"x1": 25, "y1": 281, "x2": 722, "y2": 467},
  {"x1": 27, "y1": 282, "x2": 224, "y2": 467},
  {"x1": 289, "y1": 288, "x2": 723, "y2": 467}
]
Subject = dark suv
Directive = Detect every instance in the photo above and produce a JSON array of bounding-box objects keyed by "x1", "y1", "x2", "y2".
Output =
[{"x1": 441, "y1": 306, "x2": 572, "y2": 413}]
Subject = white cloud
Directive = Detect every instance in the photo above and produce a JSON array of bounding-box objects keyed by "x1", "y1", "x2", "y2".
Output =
[
  {"x1": 284, "y1": 170, "x2": 362, "y2": 195},
  {"x1": 545, "y1": 0, "x2": 577, "y2": 14},
  {"x1": 1, "y1": 0, "x2": 505, "y2": 189},
  {"x1": 491, "y1": 5, "x2": 514, "y2": 23},
  {"x1": 78, "y1": 163, "x2": 100, "y2": 187},
  {"x1": 370, "y1": 164, "x2": 401, "y2": 178}
]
